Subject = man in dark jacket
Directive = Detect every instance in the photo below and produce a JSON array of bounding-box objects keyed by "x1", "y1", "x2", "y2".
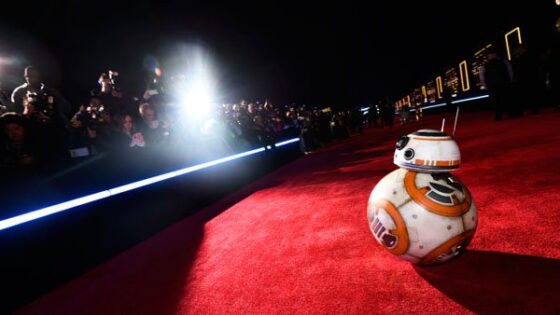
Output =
[
  {"x1": 11, "y1": 66, "x2": 71, "y2": 126},
  {"x1": 480, "y1": 49, "x2": 514, "y2": 120}
]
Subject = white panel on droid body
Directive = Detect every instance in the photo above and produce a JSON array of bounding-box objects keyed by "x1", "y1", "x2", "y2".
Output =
[{"x1": 393, "y1": 129, "x2": 461, "y2": 173}]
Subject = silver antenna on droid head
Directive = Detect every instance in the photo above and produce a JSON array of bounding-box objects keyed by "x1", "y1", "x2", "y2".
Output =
[{"x1": 452, "y1": 106, "x2": 460, "y2": 137}]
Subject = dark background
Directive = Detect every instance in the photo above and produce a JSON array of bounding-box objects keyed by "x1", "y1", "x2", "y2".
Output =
[{"x1": 0, "y1": 1, "x2": 557, "y2": 108}]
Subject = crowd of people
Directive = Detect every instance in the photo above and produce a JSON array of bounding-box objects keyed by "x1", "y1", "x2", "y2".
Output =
[
  {"x1": 3, "y1": 44, "x2": 556, "y2": 171},
  {"x1": 480, "y1": 44, "x2": 560, "y2": 120},
  {"x1": 0, "y1": 66, "x2": 383, "y2": 171}
]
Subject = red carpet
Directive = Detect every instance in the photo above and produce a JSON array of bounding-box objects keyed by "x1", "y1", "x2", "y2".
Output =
[{"x1": 18, "y1": 110, "x2": 560, "y2": 314}]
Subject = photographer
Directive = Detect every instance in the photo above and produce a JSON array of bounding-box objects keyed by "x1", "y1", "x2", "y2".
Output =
[
  {"x1": 21, "y1": 89, "x2": 70, "y2": 165},
  {"x1": 142, "y1": 70, "x2": 167, "y2": 102},
  {"x1": 69, "y1": 97, "x2": 113, "y2": 155},
  {"x1": 92, "y1": 71, "x2": 129, "y2": 116},
  {"x1": 11, "y1": 66, "x2": 71, "y2": 126},
  {"x1": 0, "y1": 81, "x2": 11, "y2": 115}
]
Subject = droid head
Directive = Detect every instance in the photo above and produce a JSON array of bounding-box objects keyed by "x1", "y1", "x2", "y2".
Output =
[{"x1": 394, "y1": 129, "x2": 461, "y2": 172}]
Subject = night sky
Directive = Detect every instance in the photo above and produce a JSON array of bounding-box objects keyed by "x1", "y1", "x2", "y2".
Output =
[{"x1": 0, "y1": 1, "x2": 557, "y2": 108}]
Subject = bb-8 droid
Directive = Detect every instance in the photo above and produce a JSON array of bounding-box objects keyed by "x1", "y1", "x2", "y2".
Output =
[{"x1": 367, "y1": 129, "x2": 477, "y2": 265}]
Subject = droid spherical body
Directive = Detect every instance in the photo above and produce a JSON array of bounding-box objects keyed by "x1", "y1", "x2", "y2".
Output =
[{"x1": 367, "y1": 129, "x2": 477, "y2": 266}]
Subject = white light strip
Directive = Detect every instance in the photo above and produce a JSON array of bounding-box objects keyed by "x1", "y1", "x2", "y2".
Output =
[
  {"x1": 423, "y1": 102, "x2": 447, "y2": 110},
  {"x1": 410, "y1": 102, "x2": 447, "y2": 112},
  {"x1": 360, "y1": 107, "x2": 370, "y2": 112},
  {"x1": 0, "y1": 138, "x2": 300, "y2": 231},
  {"x1": 0, "y1": 191, "x2": 111, "y2": 231},
  {"x1": 410, "y1": 94, "x2": 491, "y2": 112},
  {"x1": 109, "y1": 147, "x2": 266, "y2": 196},
  {"x1": 451, "y1": 94, "x2": 489, "y2": 104},
  {"x1": 275, "y1": 138, "x2": 300, "y2": 147}
]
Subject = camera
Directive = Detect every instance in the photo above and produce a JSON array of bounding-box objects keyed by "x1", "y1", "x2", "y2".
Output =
[
  {"x1": 0, "y1": 104, "x2": 7, "y2": 115},
  {"x1": 108, "y1": 70, "x2": 120, "y2": 90},
  {"x1": 26, "y1": 90, "x2": 54, "y2": 117},
  {"x1": 73, "y1": 101, "x2": 105, "y2": 130}
]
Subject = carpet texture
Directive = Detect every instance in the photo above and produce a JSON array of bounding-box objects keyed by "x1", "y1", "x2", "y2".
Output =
[{"x1": 18, "y1": 110, "x2": 560, "y2": 314}]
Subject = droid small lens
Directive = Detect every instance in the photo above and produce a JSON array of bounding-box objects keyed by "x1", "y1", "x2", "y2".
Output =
[{"x1": 404, "y1": 148, "x2": 415, "y2": 160}]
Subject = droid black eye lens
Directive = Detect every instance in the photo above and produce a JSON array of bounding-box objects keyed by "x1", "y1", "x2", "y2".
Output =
[
  {"x1": 396, "y1": 136, "x2": 409, "y2": 150},
  {"x1": 404, "y1": 148, "x2": 415, "y2": 160}
]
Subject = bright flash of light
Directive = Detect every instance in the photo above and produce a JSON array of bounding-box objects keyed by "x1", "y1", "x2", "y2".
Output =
[
  {"x1": 181, "y1": 79, "x2": 213, "y2": 118},
  {"x1": 0, "y1": 56, "x2": 18, "y2": 75},
  {"x1": 168, "y1": 45, "x2": 218, "y2": 123}
]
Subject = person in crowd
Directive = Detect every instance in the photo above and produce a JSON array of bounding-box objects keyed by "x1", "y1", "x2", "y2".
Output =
[
  {"x1": 138, "y1": 102, "x2": 168, "y2": 146},
  {"x1": 92, "y1": 72, "x2": 128, "y2": 115},
  {"x1": 20, "y1": 89, "x2": 70, "y2": 164},
  {"x1": 0, "y1": 81, "x2": 11, "y2": 114},
  {"x1": 316, "y1": 109, "x2": 331, "y2": 146},
  {"x1": 540, "y1": 46, "x2": 560, "y2": 110},
  {"x1": 380, "y1": 99, "x2": 394, "y2": 128},
  {"x1": 512, "y1": 44, "x2": 540, "y2": 114},
  {"x1": 11, "y1": 66, "x2": 71, "y2": 126},
  {"x1": 414, "y1": 101, "x2": 423, "y2": 122},
  {"x1": 69, "y1": 97, "x2": 113, "y2": 155},
  {"x1": 237, "y1": 102, "x2": 259, "y2": 146},
  {"x1": 480, "y1": 48, "x2": 515, "y2": 120},
  {"x1": 298, "y1": 108, "x2": 315, "y2": 154},
  {"x1": 222, "y1": 103, "x2": 247, "y2": 148},
  {"x1": 368, "y1": 104, "x2": 380, "y2": 128},
  {"x1": 330, "y1": 111, "x2": 349, "y2": 140},
  {"x1": 350, "y1": 107, "x2": 363, "y2": 134},
  {"x1": 114, "y1": 114, "x2": 146, "y2": 150},
  {"x1": 0, "y1": 113, "x2": 41, "y2": 169}
]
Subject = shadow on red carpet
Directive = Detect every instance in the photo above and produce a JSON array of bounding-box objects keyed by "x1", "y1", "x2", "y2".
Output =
[{"x1": 415, "y1": 250, "x2": 560, "y2": 314}]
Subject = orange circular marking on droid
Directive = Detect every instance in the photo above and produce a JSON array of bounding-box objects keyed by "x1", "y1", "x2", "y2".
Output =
[
  {"x1": 369, "y1": 199, "x2": 409, "y2": 255},
  {"x1": 404, "y1": 171, "x2": 471, "y2": 217},
  {"x1": 418, "y1": 230, "x2": 476, "y2": 265}
]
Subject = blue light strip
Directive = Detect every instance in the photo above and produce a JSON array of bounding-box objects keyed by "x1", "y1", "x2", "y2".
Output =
[
  {"x1": 422, "y1": 102, "x2": 447, "y2": 110},
  {"x1": 0, "y1": 138, "x2": 300, "y2": 231},
  {"x1": 410, "y1": 102, "x2": 447, "y2": 112},
  {"x1": 108, "y1": 147, "x2": 266, "y2": 196},
  {"x1": 410, "y1": 94, "x2": 490, "y2": 112},
  {"x1": 450, "y1": 94, "x2": 489, "y2": 104},
  {"x1": 0, "y1": 192, "x2": 111, "y2": 231},
  {"x1": 275, "y1": 138, "x2": 300, "y2": 147}
]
